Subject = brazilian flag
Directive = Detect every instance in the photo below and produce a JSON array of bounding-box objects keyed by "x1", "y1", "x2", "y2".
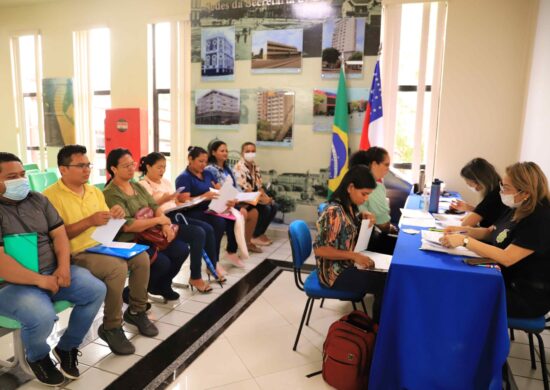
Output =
[{"x1": 328, "y1": 67, "x2": 349, "y2": 197}]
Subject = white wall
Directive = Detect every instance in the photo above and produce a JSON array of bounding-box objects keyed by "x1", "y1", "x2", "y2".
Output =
[{"x1": 520, "y1": 0, "x2": 550, "y2": 175}]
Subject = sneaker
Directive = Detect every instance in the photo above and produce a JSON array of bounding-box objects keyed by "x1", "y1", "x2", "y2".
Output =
[
  {"x1": 149, "y1": 288, "x2": 180, "y2": 301},
  {"x1": 123, "y1": 286, "x2": 152, "y2": 312},
  {"x1": 52, "y1": 347, "x2": 81, "y2": 379},
  {"x1": 123, "y1": 308, "x2": 159, "y2": 337},
  {"x1": 26, "y1": 355, "x2": 65, "y2": 386},
  {"x1": 98, "y1": 325, "x2": 136, "y2": 355}
]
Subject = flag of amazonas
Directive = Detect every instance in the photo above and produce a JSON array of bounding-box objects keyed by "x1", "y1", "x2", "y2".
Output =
[{"x1": 328, "y1": 66, "x2": 349, "y2": 197}]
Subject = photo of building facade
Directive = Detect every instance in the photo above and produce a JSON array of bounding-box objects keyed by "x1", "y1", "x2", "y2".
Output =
[
  {"x1": 332, "y1": 18, "x2": 357, "y2": 59},
  {"x1": 251, "y1": 29, "x2": 303, "y2": 73},
  {"x1": 262, "y1": 41, "x2": 300, "y2": 60},
  {"x1": 256, "y1": 90, "x2": 294, "y2": 145},
  {"x1": 202, "y1": 35, "x2": 234, "y2": 76},
  {"x1": 321, "y1": 17, "x2": 365, "y2": 78},
  {"x1": 195, "y1": 89, "x2": 239, "y2": 126}
]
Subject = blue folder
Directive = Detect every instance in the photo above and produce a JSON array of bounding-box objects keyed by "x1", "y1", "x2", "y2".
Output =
[{"x1": 85, "y1": 243, "x2": 149, "y2": 260}]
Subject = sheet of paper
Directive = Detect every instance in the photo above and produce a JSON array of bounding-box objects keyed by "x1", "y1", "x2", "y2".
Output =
[
  {"x1": 164, "y1": 197, "x2": 206, "y2": 214},
  {"x1": 354, "y1": 220, "x2": 374, "y2": 252},
  {"x1": 420, "y1": 239, "x2": 481, "y2": 258},
  {"x1": 400, "y1": 209, "x2": 433, "y2": 219},
  {"x1": 236, "y1": 192, "x2": 260, "y2": 203},
  {"x1": 433, "y1": 213, "x2": 464, "y2": 227},
  {"x1": 103, "y1": 242, "x2": 135, "y2": 249},
  {"x1": 357, "y1": 250, "x2": 393, "y2": 272},
  {"x1": 421, "y1": 229, "x2": 444, "y2": 245},
  {"x1": 399, "y1": 217, "x2": 437, "y2": 228},
  {"x1": 209, "y1": 180, "x2": 239, "y2": 214},
  {"x1": 91, "y1": 218, "x2": 126, "y2": 244}
]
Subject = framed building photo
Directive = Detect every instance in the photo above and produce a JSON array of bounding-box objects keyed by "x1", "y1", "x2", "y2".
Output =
[
  {"x1": 322, "y1": 17, "x2": 365, "y2": 79},
  {"x1": 201, "y1": 26, "x2": 235, "y2": 81},
  {"x1": 195, "y1": 89, "x2": 240, "y2": 130},
  {"x1": 251, "y1": 29, "x2": 303, "y2": 74},
  {"x1": 256, "y1": 90, "x2": 294, "y2": 146}
]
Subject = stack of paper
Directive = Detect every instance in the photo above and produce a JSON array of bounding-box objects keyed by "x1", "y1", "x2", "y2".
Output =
[
  {"x1": 420, "y1": 230, "x2": 480, "y2": 258},
  {"x1": 209, "y1": 180, "x2": 239, "y2": 213},
  {"x1": 399, "y1": 208, "x2": 436, "y2": 228},
  {"x1": 357, "y1": 250, "x2": 392, "y2": 272},
  {"x1": 433, "y1": 213, "x2": 464, "y2": 228}
]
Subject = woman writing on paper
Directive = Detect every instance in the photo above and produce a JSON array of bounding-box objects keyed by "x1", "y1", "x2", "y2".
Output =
[
  {"x1": 103, "y1": 148, "x2": 188, "y2": 301},
  {"x1": 441, "y1": 162, "x2": 550, "y2": 317},
  {"x1": 314, "y1": 165, "x2": 387, "y2": 323},
  {"x1": 175, "y1": 146, "x2": 243, "y2": 278},
  {"x1": 138, "y1": 152, "x2": 215, "y2": 293},
  {"x1": 451, "y1": 158, "x2": 508, "y2": 227},
  {"x1": 205, "y1": 140, "x2": 262, "y2": 253}
]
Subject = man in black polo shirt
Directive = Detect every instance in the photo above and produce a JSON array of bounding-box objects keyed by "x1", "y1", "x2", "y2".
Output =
[{"x1": 0, "y1": 152, "x2": 106, "y2": 386}]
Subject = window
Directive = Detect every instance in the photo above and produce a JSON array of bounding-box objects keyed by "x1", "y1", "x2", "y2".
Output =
[
  {"x1": 10, "y1": 33, "x2": 44, "y2": 166},
  {"x1": 383, "y1": 2, "x2": 447, "y2": 183},
  {"x1": 73, "y1": 27, "x2": 111, "y2": 182}
]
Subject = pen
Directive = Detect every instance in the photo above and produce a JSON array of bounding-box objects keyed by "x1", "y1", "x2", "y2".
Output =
[
  {"x1": 429, "y1": 228, "x2": 468, "y2": 234},
  {"x1": 475, "y1": 264, "x2": 501, "y2": 270}
]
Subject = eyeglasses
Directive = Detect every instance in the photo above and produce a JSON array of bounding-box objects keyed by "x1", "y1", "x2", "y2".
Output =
[
  {"x1": 65, "y1": 163, "x2": 93, "y2": 170},
  {"x1": 119, "y1": 162, "x2": 137, "y2": 170}
]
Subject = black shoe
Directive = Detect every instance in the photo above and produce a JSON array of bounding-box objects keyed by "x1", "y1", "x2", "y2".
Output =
[
  {"x1": 123, "y1": 286, "x2": 152, "y2": 312},
  {"x1": 97, "y1": 325, "x2": 136, "y2": 355},
  {"x1": 123, "y1": 308, "x2": 159, "y2": 337},
  {"x1": 26, "y1": 355, "x2": 65, "y2": 386},
  {"x1": 52, "y1": 347, "x2": 81, "y2": 379},
  {"x1": 148, "y1": 288, "x2": 180, "y2": 301}
]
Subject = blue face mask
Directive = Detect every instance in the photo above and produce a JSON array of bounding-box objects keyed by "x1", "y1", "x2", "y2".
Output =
[{"x1": 3, "y1": 177, "x2": 30, "y2": 201}]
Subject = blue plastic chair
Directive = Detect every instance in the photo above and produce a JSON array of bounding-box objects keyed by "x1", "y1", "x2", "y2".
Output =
[
  {"x1": 28, "y1": 172, "x2": 58, "y2": 192},
  {"x1": 0, "y1": 300, "x2": 73, "y2": 375},
  {"x1": 288, "y1": 220, "x2": 366, "y2": 351},
  {"x1": 508, "y1": 316, "x2": 549, "y2": 389}
]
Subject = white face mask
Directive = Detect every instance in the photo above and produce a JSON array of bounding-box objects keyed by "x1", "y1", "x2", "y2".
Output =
[
  {"x1": 2, "y1": 177, "x2": 30, "y2": 201},
  {"x1": 244, "y1": 152, "x2": 256, "y2": 163},
  {"x1": 500, "y1": 192, "x2": 523, "y2": 208}
]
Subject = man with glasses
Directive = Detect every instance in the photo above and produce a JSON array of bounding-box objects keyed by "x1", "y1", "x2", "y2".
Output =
[
  {"x1": 44, "y1": 145, "x2": 158, "y2": 356},
  {"x1": 0, "y1": 151, "x2": 106, "y2": 386}
]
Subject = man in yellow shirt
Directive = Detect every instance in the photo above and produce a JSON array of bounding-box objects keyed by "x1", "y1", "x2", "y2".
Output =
[{"x1": 44, "y1": 145, "x2": 157, "y2": 355}]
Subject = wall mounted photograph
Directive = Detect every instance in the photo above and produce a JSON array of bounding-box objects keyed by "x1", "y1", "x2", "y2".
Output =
[
  {"x1": 313, "y1": 87, "x2": 369, "y2": 132},
  {"x1": 195, "y1": 89, "x2": 240, "y2": 130},
  {"x1": 201, "y1": 26, "x2": 235, "y2": 81},
  {"x1": 42, "y1": 78, "x2": 75, "y2": 146},
  {"x1": 322, "y1": 17, "x2": 366, "y2": 78},
  {"x1": 251, "y1": 29, "x2": 303, "y2": 74},
  {"x1": 256, "y1": 90, "x2": 295, "y2": 147}
]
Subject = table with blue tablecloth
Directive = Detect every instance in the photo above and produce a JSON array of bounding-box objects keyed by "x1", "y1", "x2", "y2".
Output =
[{"x1": 369, "y1": 194, "x2": 510, "y2": 390}]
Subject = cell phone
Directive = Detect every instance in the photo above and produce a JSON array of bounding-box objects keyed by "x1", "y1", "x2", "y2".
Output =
[
  {"x1": 463, "y1": 258, "x2": 497, "y2": 266},
  {"x1": 176, "y1": 186, "x2": 186, "y2": 193},
  {"x1": 445, "y1": 208, "x2": 465, "y2": 215}
]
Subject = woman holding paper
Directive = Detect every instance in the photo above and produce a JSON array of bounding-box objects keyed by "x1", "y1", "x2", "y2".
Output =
[
  {"x1": 450, "y1": 158, "x2": 508, "y2": 228},
  {"x1": 313, "y1": 165, "x2": 387, "y2": 323},
  {"x1": 138, "y1": 152, "x2": 215, "y2": 293},
  {"x1": 175, "y1": 146, "x2": 243, "y2": 275},
  {"x1": 441, "y1": 162, "x2": 550, "y2": 317},
  {"x1": 206, "y1": 140, "x2": 262, "y2": 253},
  {"x1": 103, "y1": 148, "x2": 188, "y2": 301}
]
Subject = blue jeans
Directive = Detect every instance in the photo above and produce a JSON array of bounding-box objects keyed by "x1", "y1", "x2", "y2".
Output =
[
  {"x1": 0, "y1": 265, "x2": 106, "y2": 362},
  {"x1": 145, "y1": 238, "x2": 188, "y2": 294}
]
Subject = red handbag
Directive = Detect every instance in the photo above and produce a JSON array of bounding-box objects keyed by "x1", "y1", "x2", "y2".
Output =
[{"x1": 134, "y1": 207, "x2": 179, "y2": 263}]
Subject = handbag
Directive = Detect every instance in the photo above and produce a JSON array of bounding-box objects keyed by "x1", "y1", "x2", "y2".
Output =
[{"x1": 134, "y1": 207, "x2": 179, "y2": 263}]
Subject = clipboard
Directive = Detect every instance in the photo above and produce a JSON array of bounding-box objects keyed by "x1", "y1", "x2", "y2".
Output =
[
  {"x1": 85, "y1": 243, "x2": 149, "y2": 260},
  {"x1": 1, "y1": 233, "x2": 39, "y2": 282}
]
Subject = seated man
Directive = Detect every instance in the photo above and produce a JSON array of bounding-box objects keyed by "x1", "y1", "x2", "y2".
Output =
[
  {"x1": 44, "y1": 145, "x2": 158, "y2": 356},
  {"x1": 0, "y1": 152, "x2": 106, "y2": 386}
]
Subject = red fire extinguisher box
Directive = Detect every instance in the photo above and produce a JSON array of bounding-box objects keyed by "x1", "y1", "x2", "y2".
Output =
[{"x1": 105, "y1": 108, "x2": 148, "y2": 162}]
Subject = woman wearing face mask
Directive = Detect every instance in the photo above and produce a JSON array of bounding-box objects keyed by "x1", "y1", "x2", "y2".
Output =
[
  {"x1": 314, "y1": 165, "x2": 387, "y2": 323},
  {"x1": 205, "y1": 140, "x2": 262, "y2": 254},
  {"x1": 138, "y1": 152, "x2": 214, "y2": 293},
  {"x1": 441, "y1": 162, "x2": 550, "y2": 317},
  {"x1": 233, "y1": 142, "x2": 277, "y2": 247},
  {"x1": 175, "y1": 146, "x2": 239, "y2": 280},
  {"x1": 451, "y1": 158, "x2": 507, "y2": 227}
]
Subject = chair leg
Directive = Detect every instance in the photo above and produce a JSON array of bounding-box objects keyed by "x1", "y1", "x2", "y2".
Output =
[
  {"x1": 306, "y1": 298, "x2": 315, "y2": 326},
  {"x1": 529, "y1": 333, "x2": 537, "y2": 370},
  {"x1": 510, "y1": 328, "x2": 515, "y2": 341},
  {"x1": 535, "y1": 333, "x2": 550, "y2": 390},
  {"x1": 360, "y1": 299, "x2": 367, "y2": 313},
  {"x1": 14, "y1": 329, "x2": 34, "y2": 376},
  {"x1": 293, "y1": 297, "x2": 312, "y2": 351},
  {"x1": 320, "y1": 298, "x2": 325, "y2": 308},
  {"x1": 352, "y1": 301, "x2": 357, "y2": 310}
]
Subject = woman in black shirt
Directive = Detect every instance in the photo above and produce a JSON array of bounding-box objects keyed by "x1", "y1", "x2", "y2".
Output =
[
  {"x1": 451, "y1": 158, "x2": 508, "y2": 227},
  {"x1": 442, "y1": 162, "x2": 550, "y2": 317}
]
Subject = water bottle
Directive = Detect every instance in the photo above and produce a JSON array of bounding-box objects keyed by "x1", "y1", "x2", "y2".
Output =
[
  {"x1": 421, "y1": 187, "x2": 430, "y2": 212},
  {"x1": 429, "y1": 179, "x2": 442, "y2": 213},
  {"x1": 418, "y1": 169, "x2": 425, "y2": 195}
]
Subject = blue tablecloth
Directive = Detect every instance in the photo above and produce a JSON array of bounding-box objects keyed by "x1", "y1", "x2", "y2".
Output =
[{"x1": 369, "y1": 196, "x2": 510, "y2": 390}]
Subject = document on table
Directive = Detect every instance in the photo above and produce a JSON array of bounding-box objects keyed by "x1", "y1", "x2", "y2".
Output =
[
  {"x1": 354, "y1": 220, "x2": 374, "y2": 252},
  {"x1": 357, "y1": 250, "x2": 392, "y2": 272},
  {"x1": 420, "y1": 230, "x2": 480, "y2": 258},
  {"x1": 91, "y1": 218, "x2": 135, "y2": 248},
  {"x1": 433, "y1": 213, "x2": 464, "y2": 227},
  {"x1": 400, "y1": 209, "x2": 433, "y2": 219},
  {"x1": 209, "y1": 180, "x2": 238, "y2": 214}
]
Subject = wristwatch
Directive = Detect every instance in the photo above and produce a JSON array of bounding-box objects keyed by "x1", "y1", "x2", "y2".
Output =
[{"x1": 463, "y1": 237, "x2": 470, "y2": 248}]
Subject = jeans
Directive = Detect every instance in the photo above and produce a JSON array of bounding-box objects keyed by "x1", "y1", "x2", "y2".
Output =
[
  {"x1": 0, "y1": 265, "x2": 106, "y2": 362},
  {"x1": 146, "y1": 238, "x2": 188, "y2": 294},
  {"x1": 183, "y1": 209, "x2": 228, "y2": 260},
  {"x1": 253, "y1": 202, "x2": 278, "y2": 238}
]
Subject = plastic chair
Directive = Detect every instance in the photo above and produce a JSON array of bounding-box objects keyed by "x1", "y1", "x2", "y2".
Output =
[
  {"x1": 0, "y1": 300, "x2": 73, "y2": 375},
  {"x1": 23, "y1": 163, "x2": 39, "y2": 171},
  {"x1": 288, "y1": 220, "x2": 367, "y2": 351},
  {"x1": 45, "y1": 167, "x2": 59, "y2": 177},
  {"x1": 508, "y1": 316, "x2": 549, "y2": 389},
  {"x1": 28, "y1": 172, "x2": 58, "y2": 192},
  {"x1": 93, "y1": 182, "x2": 105, "y2": 191}
]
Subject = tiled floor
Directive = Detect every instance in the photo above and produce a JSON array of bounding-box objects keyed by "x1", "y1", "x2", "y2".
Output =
[{"x1": 2, "y1": 224, "x2": 549, "y2": 389}]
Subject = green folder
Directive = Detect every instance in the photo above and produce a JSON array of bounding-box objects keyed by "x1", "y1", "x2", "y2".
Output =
[{"x1": 1, "y1": 233, "x2": 39, "y2": 282}]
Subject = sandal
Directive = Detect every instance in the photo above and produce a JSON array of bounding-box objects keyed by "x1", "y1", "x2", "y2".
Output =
[
  {"x1": 225, "y1": 253, "x2": 246, "y2": 268},
  {"x1": 247, "y1": 243, "x2": 263, "y2": 253},
  {"x1": 188, "y1": 278, "x2": 212, "y2": 293},
  {"x1": 206, "y1": 268, "x2": 227, "y2": 283}
]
